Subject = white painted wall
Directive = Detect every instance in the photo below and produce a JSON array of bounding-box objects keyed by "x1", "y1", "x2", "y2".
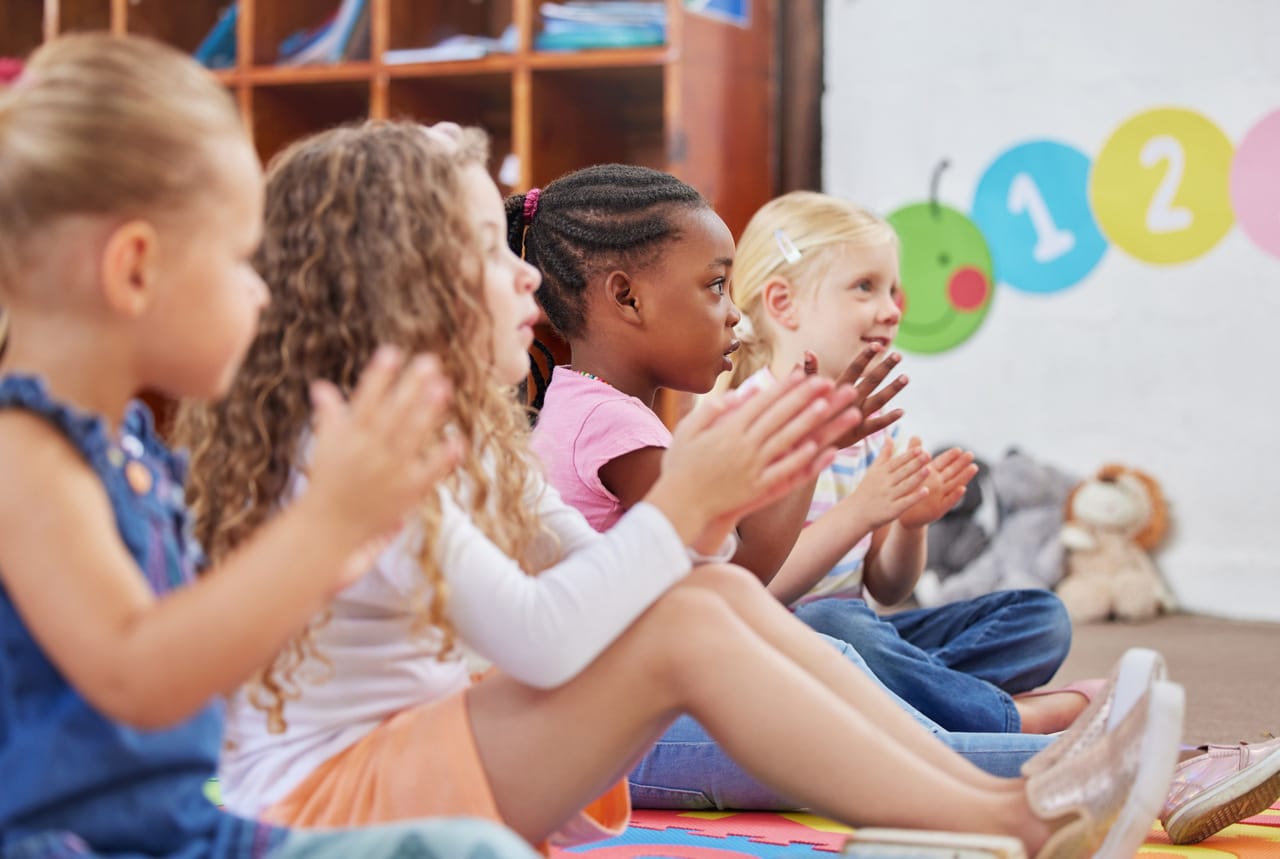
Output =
[{"x1": 823, "y1": 0, "x2": 1280, "y2": 621}]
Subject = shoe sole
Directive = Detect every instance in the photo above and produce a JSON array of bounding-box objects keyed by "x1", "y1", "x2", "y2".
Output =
[
  {"x1": 1163, "y1": 745, "x2": 1280, "y2": 844},
  {"x1": 1023, "y1": 647, "x2": 1166, "y2": 779},
  {"x1": 1107, "y1": 648, "x2": 1166, "y2": 731},
  {"x1": 1093, "y1": 681, "x2": 1185, "y2": 859}
]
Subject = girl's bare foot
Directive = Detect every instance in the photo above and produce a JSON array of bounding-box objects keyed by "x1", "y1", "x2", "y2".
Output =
[{"x1": 1014, "y1": 681, "x2": 1103, "y2": 734}]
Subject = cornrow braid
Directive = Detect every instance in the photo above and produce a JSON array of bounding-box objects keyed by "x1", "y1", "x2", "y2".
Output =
[{"x1": 506, "y1": 164, "x2": 707, "y2": 341}]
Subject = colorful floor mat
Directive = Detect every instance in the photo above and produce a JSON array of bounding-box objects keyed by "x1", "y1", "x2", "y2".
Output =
[{"x1": 552, "y1": 803, "x2": 1280, "y2": 858}]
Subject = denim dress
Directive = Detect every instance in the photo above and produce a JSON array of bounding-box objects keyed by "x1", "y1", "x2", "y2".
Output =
[
  {"x1": 0, "y1": 376, "x2": 286, "y2": 859},
  {"x1": 0, "y1": 376, "x2": 542, "y2": 859}
]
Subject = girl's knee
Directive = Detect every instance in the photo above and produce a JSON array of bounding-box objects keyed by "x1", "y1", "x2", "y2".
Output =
[
  {"x1": 645, "y1": 580, "x2": 750, "y2": 666},
  {"x1": 1023, "y1": 590, "x2": 1073, "y2": 655},
  {"x1": 684, "y1": 562, "x2": 765, "y2": 601}
]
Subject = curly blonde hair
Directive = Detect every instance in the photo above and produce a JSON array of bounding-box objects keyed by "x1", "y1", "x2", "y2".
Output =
[{"x1": 176, "y1": 121, "x2": 547, "y2": 733}]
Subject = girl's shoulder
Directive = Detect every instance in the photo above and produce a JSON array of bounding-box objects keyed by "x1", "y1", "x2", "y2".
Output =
[{"x1": 0, "y1": 375, "x2": 178, "y2": 472}]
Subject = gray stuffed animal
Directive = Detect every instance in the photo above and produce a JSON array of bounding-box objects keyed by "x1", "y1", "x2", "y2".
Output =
[{"x1": 916, "y1": 448, "x2": 1077, "y2": 607}]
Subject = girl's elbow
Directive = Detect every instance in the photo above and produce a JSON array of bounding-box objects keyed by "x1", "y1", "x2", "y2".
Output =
[
  {"x1": 508, "y1": 652, "x2": 592, "y2": 690},
  {"x1": 89, "y1": 677, "x2": 204, "y2": 730}
]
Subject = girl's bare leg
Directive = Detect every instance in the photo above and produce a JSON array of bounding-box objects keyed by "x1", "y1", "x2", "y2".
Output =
[
  {"x1": 468, "y1": 578, "x2": 1050, "y2": 850},
  {"x1": 682, "y1": 564, "x2": 1015, "y2": 792}
]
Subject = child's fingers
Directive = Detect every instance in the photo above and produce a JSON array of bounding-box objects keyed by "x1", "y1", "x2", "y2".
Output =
[
  {"x1": 886, "y1": 446, "x2": 929, "y2": 478},
  {"x1": 678, "y1": 390, "x2": 736, "y2": 437},
  {"x1": 892, "y1": 483, "x2": 931, "y2": 511},
  {"x1": 716, "y1": 369, "x2": 806, "y2": 434},
  {"x1": 348, "y1": 346, "x2": 405, "y2": 420},
  {"x1": 753, "y1": 383, "x2": 861, "y2": 463},
  {"x1": 737, "y1": 373, "x2": 832, "y2": 443},
  {"x1": 309, "y1": 379, "x2": 346, "y2": 431},
  {"x1": 410, "y1": 436, "x2": 465, "y2": 492},
  {"x1": 857, "y1": 371, "x2": 909, "y2": 417},
  {"x1": 862, "y1": 437, "x2": 896, "y2": 474},
  {"x1": 758, "y1": 439, "x2": 826, "y2": 492},
  {"x1": 847, "y1": 407, "x2": 905, "y2": 443},
  {"x1": 791, "y1": 349, "x2": 818, "y2": 376},
  {"x1": 849, "y1": 351, "x2": 903, "y2": 402},
  {"x1": 940, "y1": 463, "x2": 979, "y2": 495},
  {"x1": 797, "y1": 390, "x2": 864, "y2": 452},
  {"x1": 938, "y1": 485, "x2": 967, "y2": 510},
  {"x1": 833, "y1": 343, "x2": 885, "y2": 387},
  {"x1": 379, "y1": 355, "x2": 447, "y2": 439},
  {"x1": 933, "y1": 450, "x2": 977, "y2": 485},
  {"x1": 889, "y1": 458, "x2": 931, "y2": 495},
  {"x1": 930, "y1": 447, "x2": 968, "y2": 470},
  {"x1": 393, "y1": 377, "x2": 453, "y2": 459}
]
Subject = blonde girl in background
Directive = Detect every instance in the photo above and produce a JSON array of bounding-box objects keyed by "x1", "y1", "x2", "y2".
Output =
[
  {"x1": 0, "y1": 33, "x2": 543, "y2": 859},
  {"x1": 179, "y1": 120, "x2": 1184, "y2": 859},
  {"x1": 720, "y1": 191, "x2": 1095, "y2": 736},
  {"x1": 728, "y1": 190, "x2": 1280, "y2": 844}
]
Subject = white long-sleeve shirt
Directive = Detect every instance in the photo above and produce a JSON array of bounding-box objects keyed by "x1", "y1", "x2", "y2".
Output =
[{"x1": 219, "y1": 471, "x2": 692, "y2": 816}]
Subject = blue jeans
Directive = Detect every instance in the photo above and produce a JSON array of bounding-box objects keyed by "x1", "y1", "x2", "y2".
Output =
[
  {"x1": 795, "y1": 590, "x2": 1072, "y2": 733},
  {"x1": 628, "y1": 633, "x2": 1054, "y2": 810}
]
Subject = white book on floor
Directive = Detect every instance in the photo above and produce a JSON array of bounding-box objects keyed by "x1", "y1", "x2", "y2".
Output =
[{"x1": 842, "y1": 828, "x2": 1026, "y2": 859}]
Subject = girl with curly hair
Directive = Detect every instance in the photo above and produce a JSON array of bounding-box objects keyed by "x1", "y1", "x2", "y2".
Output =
[{"x1": 181, "y1": 118, "x2": 1185, "y2": 859}]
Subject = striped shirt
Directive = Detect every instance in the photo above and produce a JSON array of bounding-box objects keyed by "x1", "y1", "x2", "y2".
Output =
[{"x1": 741, "y1": 367, "x2": 899, "y2": 604}]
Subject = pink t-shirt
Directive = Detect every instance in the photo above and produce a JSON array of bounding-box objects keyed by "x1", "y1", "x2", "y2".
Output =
[{"x1": 531, "y1": 366, "x2": 673, "y2": 532}]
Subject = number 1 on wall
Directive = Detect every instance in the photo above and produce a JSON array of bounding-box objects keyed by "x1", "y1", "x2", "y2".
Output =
[{"x1": 1007, "y1": 172, "x2": 1077, "y2": 263}]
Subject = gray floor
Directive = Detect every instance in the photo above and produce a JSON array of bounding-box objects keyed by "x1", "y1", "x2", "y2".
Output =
[{"x1": 1051, "y1": 612, "x2": 1280, "y2": 745}]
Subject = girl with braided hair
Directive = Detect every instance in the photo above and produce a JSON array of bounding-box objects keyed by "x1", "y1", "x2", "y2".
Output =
[{"x1": 514, "y1": 165, "x2": 1157, "y2": 810}]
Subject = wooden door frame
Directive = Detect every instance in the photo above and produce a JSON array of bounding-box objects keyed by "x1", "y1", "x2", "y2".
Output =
[{"x1": 777, "y1": 0, "x2": 823, "y2": 193}]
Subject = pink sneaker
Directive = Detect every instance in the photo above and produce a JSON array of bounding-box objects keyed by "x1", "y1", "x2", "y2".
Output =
[{"x1": 1160, "y1": 737, "x2": 1280, "y2": 844}]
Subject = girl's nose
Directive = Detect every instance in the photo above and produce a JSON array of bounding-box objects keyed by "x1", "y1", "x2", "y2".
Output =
[
  {"x1": 880, "y1": 295, "x2": 901, "y2": 324},
  {"x1": 726, "y1": 298, "x2": 742, "y2": 327},
  {"x1": 250, "y1": 274, "x2": 270, "y2": 309},
  {"x1": 519, "y1": 258, "x2": 542, "y2": 294}
]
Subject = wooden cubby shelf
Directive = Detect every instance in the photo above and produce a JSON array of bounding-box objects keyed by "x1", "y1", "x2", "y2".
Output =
[{"x1": 14, "y1": 0, "x2": 781, "y2": 425}]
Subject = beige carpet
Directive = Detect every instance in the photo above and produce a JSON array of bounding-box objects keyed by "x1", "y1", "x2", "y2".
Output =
[{"x1": 1052, "y1": 612, "x2": 1280, "y2": 744}]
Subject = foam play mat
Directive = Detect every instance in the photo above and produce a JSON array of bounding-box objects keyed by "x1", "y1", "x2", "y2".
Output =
[{"x1": 551, "y1": 803, "x2": 1280, "y2": 858}]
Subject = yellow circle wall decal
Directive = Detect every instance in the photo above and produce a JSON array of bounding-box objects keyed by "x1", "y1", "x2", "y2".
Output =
[{"x1": 1089, "y1": 107, "x2": 1234, "y2": 264}]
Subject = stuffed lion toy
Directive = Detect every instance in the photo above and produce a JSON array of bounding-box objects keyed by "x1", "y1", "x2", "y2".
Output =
[{"x1": 1056, "y1": 464, "x2": 1175, "y2": 623}]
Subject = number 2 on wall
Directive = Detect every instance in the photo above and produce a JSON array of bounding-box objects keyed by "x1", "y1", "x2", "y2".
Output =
[
  {"x1": 1141, "y1": 136, "x2": 1193, "y2": 233},
  {"x1": 1007, "y1": 173, "x2": 1076, "y2": 263}
]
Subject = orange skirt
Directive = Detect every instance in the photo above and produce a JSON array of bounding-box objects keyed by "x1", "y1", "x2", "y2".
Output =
[{"x1": 263, "y1": 687, "x2": 630, "y2": 850}]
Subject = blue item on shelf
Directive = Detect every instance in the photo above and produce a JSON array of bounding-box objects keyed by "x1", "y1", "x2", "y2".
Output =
[
  {"x1": 278, "y1": 0, "x2": 368, "y2": 66},
  {"x1": 194, "y1": 3, "x2": 237, "y2": 70},
  {"x1": 536, "y1": 2, "x2": 666, "y2": 51}
]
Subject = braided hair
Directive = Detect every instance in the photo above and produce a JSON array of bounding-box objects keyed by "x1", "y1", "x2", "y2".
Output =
[{"x1": 506, "y1": 164, "x2": 708, "y2": 340}]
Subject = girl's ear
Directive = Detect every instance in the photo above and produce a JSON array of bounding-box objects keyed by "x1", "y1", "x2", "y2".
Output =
[
  {"x1": 604, "y1": 269, "x2": 642, "y2": 325},
  {"x1": 100, "y1": 219, "x2": 159, "y2": 318},
  {"x1": 762, "y1": 276, "x2": 799, "y2": 330}
]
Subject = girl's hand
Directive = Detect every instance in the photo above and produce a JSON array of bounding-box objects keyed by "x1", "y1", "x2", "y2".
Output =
[
  {"x1": 897, "y1": 443, "x2": 977, "y2": 530},
  {"x1": 849, "y1": 438, "x2": 931, "y2": 532},
  {"x1": 305, "y1": 347, "x2": 461, "y2": 587},
  {"x1": 827, "y1": 344, "x2": 909, "y2": 448},
  {"x1": 651, "y1": 371, "x2": 861, "y2": 540}
]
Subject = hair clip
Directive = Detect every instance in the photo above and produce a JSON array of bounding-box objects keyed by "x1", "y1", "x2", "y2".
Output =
[{"x1": 774, "y1": 228, "x2": 802, "y2": 264}]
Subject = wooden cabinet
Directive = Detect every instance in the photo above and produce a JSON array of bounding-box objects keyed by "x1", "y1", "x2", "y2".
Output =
[
  {"x1": 10, "y1": 0, "x2": 781, "y2": 424},
  {"x1": 12, "y1": 0, "x2": 777, "y2": 230}
]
